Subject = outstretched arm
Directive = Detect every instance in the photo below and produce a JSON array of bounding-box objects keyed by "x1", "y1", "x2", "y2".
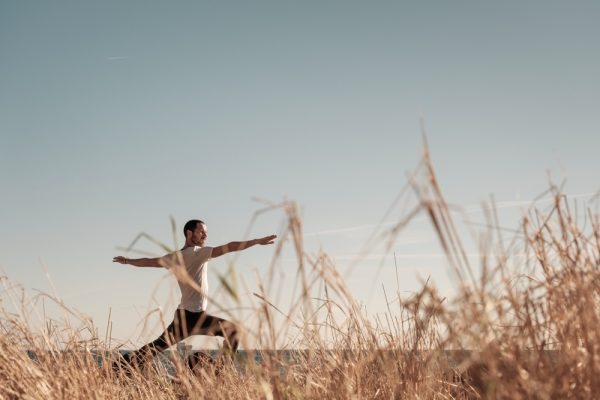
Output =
[
  {"x1": 211, "y1": 234, "x2": 277, "y2": 258},
  {"x1": 112, "y1": 256, "x2": 163, "y2": 268}
]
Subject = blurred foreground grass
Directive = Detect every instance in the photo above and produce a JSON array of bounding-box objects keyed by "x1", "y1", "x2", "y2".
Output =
[{"x1": 2, "y1": 145, "x2": 599, "y2": 399}]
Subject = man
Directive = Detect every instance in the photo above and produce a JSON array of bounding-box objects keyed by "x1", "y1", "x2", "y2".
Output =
[{"x1": 112, "y1": 219, "x2": 276, "y2": 367}]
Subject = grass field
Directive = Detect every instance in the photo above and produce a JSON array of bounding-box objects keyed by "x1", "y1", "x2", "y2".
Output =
[{"x1": 2, "y1": 146, "x2": 599, "y2": 399}]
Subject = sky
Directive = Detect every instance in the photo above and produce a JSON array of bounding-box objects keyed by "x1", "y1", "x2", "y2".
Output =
[{"x1": 1, "y1": 1, "x2": 599, "y2": 348}]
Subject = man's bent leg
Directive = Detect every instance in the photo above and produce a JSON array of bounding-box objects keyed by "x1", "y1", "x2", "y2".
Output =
[{"x1": 191, "y1": 312, "x2": 240, "y2": 353}]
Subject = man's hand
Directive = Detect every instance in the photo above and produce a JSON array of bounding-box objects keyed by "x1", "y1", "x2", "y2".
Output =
[
  {"x1": 113, "y1": 256, "x2": 128, "y2": 264},
  {"x1": 255, "y1": 235, "x2": 277, "y2": 245}
]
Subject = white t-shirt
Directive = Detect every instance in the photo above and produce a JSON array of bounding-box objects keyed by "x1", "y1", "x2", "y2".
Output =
[{"x1": 159, "y1": 246, "x2": 213, "y2": 312}]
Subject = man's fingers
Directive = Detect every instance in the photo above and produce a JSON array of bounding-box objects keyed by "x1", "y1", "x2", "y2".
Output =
[{"x1": 259, "y1": 234, "x2": 277, "y2": 245}]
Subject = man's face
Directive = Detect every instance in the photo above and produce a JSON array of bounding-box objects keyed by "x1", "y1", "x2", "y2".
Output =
[{"x1": 191, "y1": 223, "x2": 207, "y2": 246}]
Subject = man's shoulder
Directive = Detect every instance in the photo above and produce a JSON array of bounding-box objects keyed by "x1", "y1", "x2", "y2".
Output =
[
  {"x1": 187, "y1": 246, "x2": 213, "y2": 260},
  {"x1": 176, "y1": 246, "x2": 211, "y2": 253},
  {"x1": 184, "y1": 245, "x2": 213, "y2": 252}
]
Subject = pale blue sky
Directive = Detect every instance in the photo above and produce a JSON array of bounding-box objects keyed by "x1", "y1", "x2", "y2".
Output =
[{"x1": 1, "y1": 1, "x2": 599, "y2": 347}]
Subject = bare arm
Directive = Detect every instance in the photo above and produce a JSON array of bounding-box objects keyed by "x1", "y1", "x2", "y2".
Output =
[
  {"x1": 112, "y1": 256, "x2": 163, "y2": 268},
  {"x1": 211, "y1": 234, "x2": 277, "y2": 258}
]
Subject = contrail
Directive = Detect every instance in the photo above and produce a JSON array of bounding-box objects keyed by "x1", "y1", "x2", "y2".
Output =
[
  {"x1": 303, "y1": 191, "x2": 597, "y2": 238},
  {"x1": 464, "y1": 191, "x2": 597, "y2": 213},
  {"x1": 279, "y1": 251, "x2": 530, "y2": 263}
]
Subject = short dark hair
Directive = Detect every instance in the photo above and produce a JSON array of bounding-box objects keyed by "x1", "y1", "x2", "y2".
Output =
[{"x1": 183, "y1": 219, "x2": 204, "y2": 236}]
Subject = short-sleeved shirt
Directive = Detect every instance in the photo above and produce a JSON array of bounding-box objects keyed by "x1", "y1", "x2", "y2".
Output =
[{"x1": 159, "y1": 246, "x2": 213, "y2": 312}]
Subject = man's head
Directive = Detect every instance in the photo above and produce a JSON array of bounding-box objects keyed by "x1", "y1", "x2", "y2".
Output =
[{"x1": 183, "y1": 219, "x2": 207, "y2": 247}]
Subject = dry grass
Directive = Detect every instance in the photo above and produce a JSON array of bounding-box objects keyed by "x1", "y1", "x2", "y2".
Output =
[{"x1": 2, "y1": 142, "x2": 599, "y2": 399}]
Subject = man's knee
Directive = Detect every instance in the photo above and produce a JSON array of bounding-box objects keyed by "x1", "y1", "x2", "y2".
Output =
[{"x1": 221, "y1": 321, "x2": 239, "y2": 338}]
